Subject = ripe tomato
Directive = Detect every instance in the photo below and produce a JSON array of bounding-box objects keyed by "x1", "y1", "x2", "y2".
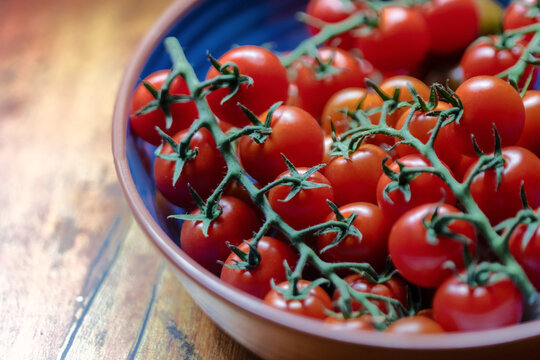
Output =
[
  {"x1": 433, "y1": 273, "x2": 523, "y2": 331},
  {"x1": 316, "y1": 202, "x2": 390, "y2": 271},
  {"x1": 268, "y1": 168, "x2": 334, "y2": 230},
  {"x1": 385, "y1": 316, "x2": 445, "y2": 334},
  {"x1": 389, "y1": 203, "x2": 476, "y2": 288},
  {"x1": 450, "y1": 153, "x2": 476, "y2": 182},
  {"x1": 450, "y1": 76, "x2": 525, "y2": 157},
  {"x1": 237, "y1": 105, "x2": 324, "y2": 184},
  {"x1": 305, "y1": 0, "x2": 368, "y2": 50},
  {"x1": 205, "y1": 46, "x2": 289, "y2": 128},
  {"x1": 332, "y1": 273, "x2": 407, "y2": 313},
  {"x1": 294, "y1": 47, "x2": 375, "y2": 119},
  {"x1": 353, "y1": 6, "x2": 430, "y2": 72},
  {"x1": 220, "y1": 236, "x2": 298, "y2": 299},
  {"x1": 509, "y1": 218, "x2": 540, "y2": 290},
  {"x1": 516, "y1": 91, "x2": 540, "y2": 157},
  {"x1": 324, "y1": 314, "x2": 376, "y2": 331},
  {"x1": 420, "y1": 0, "x2": 479, "y2": 55},
  {"x1": 180, "y1": 196, "x2": 260, "y2": 275},
  {"x1": 323, "y1": 144, "x2": 387, "y2": 205},
  {"x1": 503, "y1": 0, "x2": 540, "y2": 38},
  {"x1": 130, "y1": 70, "x2": 198, "y2": 145},
  {"x1": 154, "y1": 128, "x2": 226, "y2": 209},
  {"x1": 264, "y1": 280, "x2": 333, "y2": 319},
  {"x1": 460, "y1": 36, "x2": 537, "y2": 86},
  {"x1": 378, "y1": 76, "x2": 431, "y2": 128},
  {"x1": 376, "y1": 154, "x2": 456, "y2": 223},
  {"x1": 321, "y1": 87, "x2": 368, "y2": 135},
  {"x1": 466, "y1": 146, "x2": 540, "y2": 225}
]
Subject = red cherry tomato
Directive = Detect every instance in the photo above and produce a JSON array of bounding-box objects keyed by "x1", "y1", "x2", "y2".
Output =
[
  {"x1": 420, "y1": 0, "x2": 479, "y2": 55},
  {"x1": 332, "y1": 274, "x2": 407, "y2": 313},
  {"x1": 324, "y1": 314, "x2": 376, "y2": 331},
  {"x1": 316, "y1": 202, "x2": 390, "y2": 271},
  {"x1": 516, "y1": 91, "x2": 540, "y2": 157},
  {"x1": 154, "y1": 128, "x2": 226, "y2": 209},
  {"x1": 353, "y1": 6, "x2": 430, "y2": 72},
  {"x1": 237, "y1": 105, "x2": 324, "y2": 184},
  {"x1": 180, "y1": 196, "x2": 260, "y2": 275},
  {"x1": 376, "y1": 154, "x2": 456, "y2": 224},
  {"x1": 264, "y1": 280, "x2": 333, "y2": 319},
  {"x1": 450, "y1": 76, "x2": 525, "y2": 157},
  {"x1": 268, "y1": 168, "x2": 334, "y2": 230},
  {"x1": 503, "y1": 0, "x2": 540, "y2": 38},
  {"x1": 324, "y1": 144, "x2": 387, "y2": 205},
  {"x1": 433, "y1": 273, "x2": 523, "y2": 332},
  {"x1": 466, "y1": 146, "x2": 540, "y2": 225},
  {"x1": 385, "y1": 316, "x2": 445, "y2": 334},
  {"x1": 130, "y1": 70, "x2": 198, "y2": 145},
  {"x1": 220, "y1": 237, "x2": 298, "y2": 299},
  {"x1": 389, "y1": 203, "x2": 476, "y2": 288},
  {"x1": 509, "y1": 217, "x2": 540, "y2": 290},
  {"x1": 294, "y1": 47, "x2": 375, "y2": 119},
  {"x1": 206, "y1": 46, "x2": 289, "y2": 128}
]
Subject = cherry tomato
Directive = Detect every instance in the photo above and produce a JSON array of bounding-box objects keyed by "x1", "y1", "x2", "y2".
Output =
[
  {"x1": 180, "y1": 196, "x2": 260, "y2": 275},
  {"x1": 321, "y1": 87, "x2": 368, "y2": 135},
  {"x1": 450, "y1": 76, "x2": 525, "y2": 157},
  {"x1": 324, "y1": 144, "x2": 387, "y2": 205},
  {"x1": 389, "y1": 203, "x2": 476, "y2": 288},
  {"x1": 130, "y1": 70, "x2": 198, "y2": 145},
  {"x1": 237, "y1": 105, "x2": 324, "y2": 184},
  {"x1": 154, "y1": 128, "x2": 226, "y2": 209},
  {"x1": 420, "y1": 0, "x2": 479, "y2": 55},
  {"x1": 220, "y1": 236, "x2": 298, "y2": 299},
  {"x1": 264, "y1": 280, "x2": 333, "y2": 319},
  {"x1": 433, "y1": 273, "x2": 523, "y2": 332},
  {"x1": 503, "y1": 0, "x2": 540, "y2": 38},
  {"x1": 324, "y1": 314, "x2": 376, "y2": 331},
  {"x1": 466, "y1": 146, "x2": 540, "y2": 225},
  {"x1": 509, "y1": 217, "x2": 540, "y2": 290},
  {"x1": 268, "y1": 168, "x2": 335, "y2": 230},
  {"x1": 385, "y1": 316, "x2": 445, "y2": 334},
  {"x1": 353, "y1": 6, "x2": 430, "y2": 72},
  {"x1": 206, "y1": 46, "x2": 289, "y2": 128},
  {"x1": 376, "y1": 154, "x2": 456, "y2": 224},
  {"x1": 305, "y1": 0, "x2": 368, "y2": 50},
  {"x1": 317, "y1": 202, "x2": 390, "y2": 271},
  {"x1": 516, "y1": 91, "x2": 540, "y2": 157},
  {"x1": 332, "y1": 274, "x2": 407, "y2": 313},
  {"x1": 450, "y1": 154, "x2": 476, "y2": 182}
]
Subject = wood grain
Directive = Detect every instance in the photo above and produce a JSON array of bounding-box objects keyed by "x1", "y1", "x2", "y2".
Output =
[{"x1": 0, "y1": 0, "x2": 257, "y2": 358}]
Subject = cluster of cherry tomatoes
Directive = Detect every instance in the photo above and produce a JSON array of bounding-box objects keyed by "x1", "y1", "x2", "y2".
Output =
[{"x1": 129, "y1": 0, "x2": 540, "y2": 334}]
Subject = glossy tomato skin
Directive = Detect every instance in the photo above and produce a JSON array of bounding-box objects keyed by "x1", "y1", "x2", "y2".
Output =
[
  {"x1": 130, "y1": 70, "x2": 198, "y2": 145},
  {"x1": 451, "y1": 76, "x2": 525, "y2": 157},
  {"x1": 263, "y1": 280, "x2": 333, "y2": 319},
  {"x1": 509, "y1": 217, "x2": 540, "y2": 290},
  {"x1": 180, "y1": 196, "x2": 260, "y2": 275},
  {"x1": 237, "y1": 105, "x2": 324, "y2": 185},
  {"x1": 306, "y1": 0, "x2": 368, "y2": 50},
  {"x1": 324, "y1": 144, "x2": 387, "y2": 205},
  {"x1": 154, "y1": 128, "x2": 226, "y2": 209},
  {"x1": 516, "y1": 91, "x2": 540, "y2": 157},
  {"x1": 220, "y1": 237, "x2": 298, "y2": 299},
  {"x1": 268, "y1": 168, "x2": 334, "y2": 230},
  {"x1": 317, "y1": 202, "x2": 390, "y2": 271},
  {"x1": 206, "y1": 46, "x2": 288, "y2": 128},
  {"x1": 503, "y1": 0, "x2": 540, "y2": 37},
  {"x1": 354, "y1": 6, "x2": 430, "y2": 72},
  {"x1": 420, "y1": 0, "x2": 479, "y2": 55},
  {"x1": 467, "y1": 146, "x2": 540, "y2": 225},
  {"x1": 376, "y1": 154, "x2": 456, "y2": 224},
  {"x1": 385, "y1": 316, "x2": 445, "y2": 334},
  {"x1": 294, "y1": 47, "x2": 375, "y2": 119},
  {"x1": 321, "y1": 87, "x2": 368, "y2": 135},
  {"x1": 433, "y1": 274, "x2": 523, "y2": 332},
  {"x1": 324, "y1": 315, "x2": 376, "y2": 331},
  {"x1": 332, "y1": 274, "x2": 407, "y2": 313},
  {"x1": 389, "y1": 203, "x2": 476, "y2": 288}
]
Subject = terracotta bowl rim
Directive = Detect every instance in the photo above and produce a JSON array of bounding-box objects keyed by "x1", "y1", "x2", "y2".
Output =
[{"x1": 112, "y1": 0, "x2": 540, "y2": 350}]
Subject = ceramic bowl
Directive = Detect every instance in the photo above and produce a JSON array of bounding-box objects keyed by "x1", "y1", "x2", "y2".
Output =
[{"x1": 112, "y1": 0, "x2": 540, "y2": 359}]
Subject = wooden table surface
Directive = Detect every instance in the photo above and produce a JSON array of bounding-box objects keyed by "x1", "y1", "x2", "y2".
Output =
[{"x1": 0, "y1": 0, "x2": 257, "y2": 358}]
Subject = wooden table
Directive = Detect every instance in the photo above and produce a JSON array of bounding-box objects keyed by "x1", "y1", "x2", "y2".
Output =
[{"x1": 0, "y1": 0, "x2": 257, "y2": 358}]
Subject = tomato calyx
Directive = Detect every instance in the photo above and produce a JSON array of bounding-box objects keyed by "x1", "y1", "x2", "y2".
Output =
[
  {"x1": 225, "y1": 102, "x2": 281, "y2": 143},
  {"x1": 271, "y1": 275, "x2": 330, "y2": 301},
  {"x1": 381, "y1": 157, "x2": 427, "y2": 203},
  {"x1": 463, "y1": 125, "x2": 505, "y2": 188},
  {"x1": 422, "y1": 201, "x2": 475, "y2": 246},
  {"x1": 222, "y1": 240, "x2": 262, "y2": 270},
  {"x1": 313, "y1": 201, "x2": 362, "y2": 253}
]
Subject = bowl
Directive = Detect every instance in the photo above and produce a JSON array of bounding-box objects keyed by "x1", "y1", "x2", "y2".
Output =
[{"x1": 112, "y1": 1, "x2": 540, "y2": 359}]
